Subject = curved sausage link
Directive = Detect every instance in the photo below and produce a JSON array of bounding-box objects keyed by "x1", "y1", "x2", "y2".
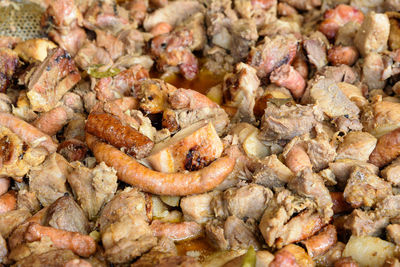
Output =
[
  {"x1": 86, "y1": 133, "x2": 235, "y2": 195},
  {"x1": 86, "y1": 112, "x2": 154, "y2": 159},
  {"x1": 150, "y1": 220, "x2": 203, "y2": 241},
  {"x1": 32, "y1": 106, "x2": 69, "y2": 136},
  {"x1": 302, "y1": 225, "x2": 337, "y2": 257},
  {"x1": 24, "y1": 223, "x2": 96, "y2": 257},
  {"x1": 0, "y1": 112, "x2": 57, "y2": 153},
  {"x1": 369, "y1": 128, "x2": 400, "y2": 167},
  {"x1": 284, "y1": 144, "x2": 312, "y2": 173}
]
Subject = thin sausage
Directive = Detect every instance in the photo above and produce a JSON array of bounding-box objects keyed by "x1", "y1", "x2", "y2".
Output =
[
  {"x1": 0, "y1": 112, "x2": 57, "y2": 153},
  {"x1": 24, "y1": 223, "x2": 96, "y2": 257},
  {"x1": 86, "y1": 133, "x2": 235, "y2": 195}
]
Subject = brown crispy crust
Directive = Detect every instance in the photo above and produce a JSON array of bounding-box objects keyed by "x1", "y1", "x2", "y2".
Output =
[{"x1": 86, "y1": 112, "x2": 154, "y2": 159}]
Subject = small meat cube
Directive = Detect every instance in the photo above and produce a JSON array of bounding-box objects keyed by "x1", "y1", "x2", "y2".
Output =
[
  {"x1": 259, "y1": 103, "x2": 323, "y2": 141},
  {"x1": 304, "y1": 77, "x2": 360, "y2": 119},
  {"x1": 223, "y1": 184, "x2": 273, "y2": 221},
  {"x1": 344, "y1": 209, "x2": 389, "y2": 237},
  {"x1": 344, "y1": 167, "x2": 392, "y2": 208},
  {"x1": 67, "y1": 162, "x2": 117, "y2": 220},
  {"x1": 362, "y1": 53, "x2": 386, "y2": 90},
  {"x1": 382, "y1": 157, "x2": 400, "y2": 186},
  {"x1": 336, "y1": 132, "x2": 377, "y2": 161},
  {"x1": 28, "y1": 153, "x2": 70, "y2": 207},
  {"x1": 223, "y1": 63, "x2": 260, "y2": 122},
  {"x1": 303, "y1": 32, "x2": 328, "y2": 70},
  {"x1": 355, "y1": 12, "x2": 390, "y2": 56},
  {"x1": 180, "y1": 192, "x2": 216, "y2": 224},
  {"x1": 247, "y1": 34, "x2": 298, "y2": 79},
  {"x1": 98, "y1": 187, "x2": 157, "y2": 263},
  {"x1": 224, "y1": 216, "x2": 261, "y2": 250},
  {"x1": 74, "y1": 42, "x2": 113, "y2": 70},
  {"x1": 45, "y1": 195, "x2": 90, "y2": 234}
]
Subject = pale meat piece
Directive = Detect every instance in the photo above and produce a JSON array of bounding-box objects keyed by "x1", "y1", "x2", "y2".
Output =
[
  {"x1": 329, "y1": 159, "x2": 379, "y2": 186},
  {"x1": 302, "y1": 77, "x2": 360, "y2": 119},
  {"x1": 17, "y1": 189, "x2": 40, "y2": 214},
  {"x1": 289, "y1": 168, "x2": 333, "y2": 222},
  {"x1": 247, "y1": 34, "x2": 298, "y2": 79},
  {"x1": 222, "y1": 184, "x2": 273, "y2": 221},
  {"x1": 362, "y1": 52, "x2": 386, "y2": 90},
  {"x1": 95, "y1": 30, "x2": 125, "y2": 61},
  {"x1": 362, "y1": 99, "x2": 400, "y2": 138},
  {"x1": 0, "y1": 209, "x2": 31, "y2": 238},
  {"x1": 223, "y1": 63, "x2": 260, "y2": 122},
  {"x1": 336, "y1": 132, "x2": 377, "y2": 161},
  {"x1": 344, "y1": 167, "x2": 392, "y2": 208},
  {"x1": 224, "y1": 216, "x2": 262, "y2": 250},
  {"x1": 303, "y1": 32, "x2": 328, "y2": 70},
  {"x1": 387, "y1": 224, "x2": 400, "y2": 245},
  {"x1": 13, "y1": 39, "x2": 57, "y2": 63},
  {"x1": 305, "y1": 132, "x2": 337, "y2": 172},
  {"x1": 176, "y1": 12, "x2": 207, "y2": 51},
  {"x1": 344, "y1": 209, "x2": 389, "y2": 237},
  {"x1": 83, "y1": 1, "x2": 129, "y2": 34},
  {"x1": 180, "y1": 191, "x2": 217, "y2": 224},
  {"x1": 25, "y1": 48, "x2": 81, "y2": 112},
  {"x1": 259, "y1": 103, "x2": 323, "y2": 141},
  {"x1": 74, "y1": 42, "x2": 113, "y2": 70},
  {"x1": 45, "y1": 195, "x2": 90, "y2": 234},
  {"x1": 146, "y1": 121, "x2": 223, "y2": 173},
  {"x1": 172, "y1": 107, "x2": 230, "y2": 135},
  {"x1": 205, "y1": 216, "x2": 261, "y2": 250},
  {"x1": 252, "y1": 154, "x2": 294, "y2": 188},
  {"x1": 259, "y1": 188, "x2": 316, "y2": 247},
  {"x1": 67, "y1": 162, "x2": 118, "y2": 220},
  {"x1": 204, "y1": 219, "x2": 229, "y2": 250},
  {"x1": 382, "y1": 157, "x2": 400, "y2": 186},
  {"x1": 28, "y1": 153, "x2": 70, "y2": 207},
  {"x1": 230, "y1": 19, "x2": 258, "y2": 61},
  {"x1": 275, "y1": 210, "x2": 324, "y2": 249},
  {"x1": 143, "y1": 0, "x2": 205, "y2": 31},
  {"x1": 355, "y1": 12, "x2": 390, "y2": 56},
  {"x1": 12, "y1": 249, "x2": 79, "y2": 267},
  {"x1": 97, "y1": 187, "x2": 157, "y2": 263}
]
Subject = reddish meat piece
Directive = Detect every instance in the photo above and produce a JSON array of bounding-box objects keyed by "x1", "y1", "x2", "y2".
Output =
[
  {"x1": 319, "y1": 5, "x2": 364, "y2": 39},
  {"x1": 151, "y1": 29, "x2": 198, "y2": 80}
]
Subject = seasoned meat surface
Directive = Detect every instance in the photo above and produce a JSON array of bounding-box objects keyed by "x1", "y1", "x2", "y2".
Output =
[{"x1": 4, "y1": 1, "x2": 400, "y2": 266}]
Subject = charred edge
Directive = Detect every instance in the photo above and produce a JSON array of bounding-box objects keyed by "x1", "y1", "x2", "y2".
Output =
[
  {"x1": 0, "y1": 136, "x2": 12, "y2": 163},
  {"x1": 184, "y1": 146, "x2": 209, "y2": 172}
]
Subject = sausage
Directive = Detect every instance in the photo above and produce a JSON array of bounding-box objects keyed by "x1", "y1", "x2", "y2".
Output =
[
  {"x1": 0, "y1": 112, "x2": 57, "y2": 153},
  {"x1": 86, "y1": 133, "x2": 235, "y2": 195},
  {"x1": 86, "y1": 112, "x2": 154, "y2": 159},
  {"x1": 24, "y1": 223, "x2": 96, "y2": 257}
]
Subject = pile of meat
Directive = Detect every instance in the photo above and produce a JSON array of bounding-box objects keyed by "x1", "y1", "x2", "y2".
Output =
[{"x1": 3, "y1": 0, "x2": 400, "y2": 266}]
